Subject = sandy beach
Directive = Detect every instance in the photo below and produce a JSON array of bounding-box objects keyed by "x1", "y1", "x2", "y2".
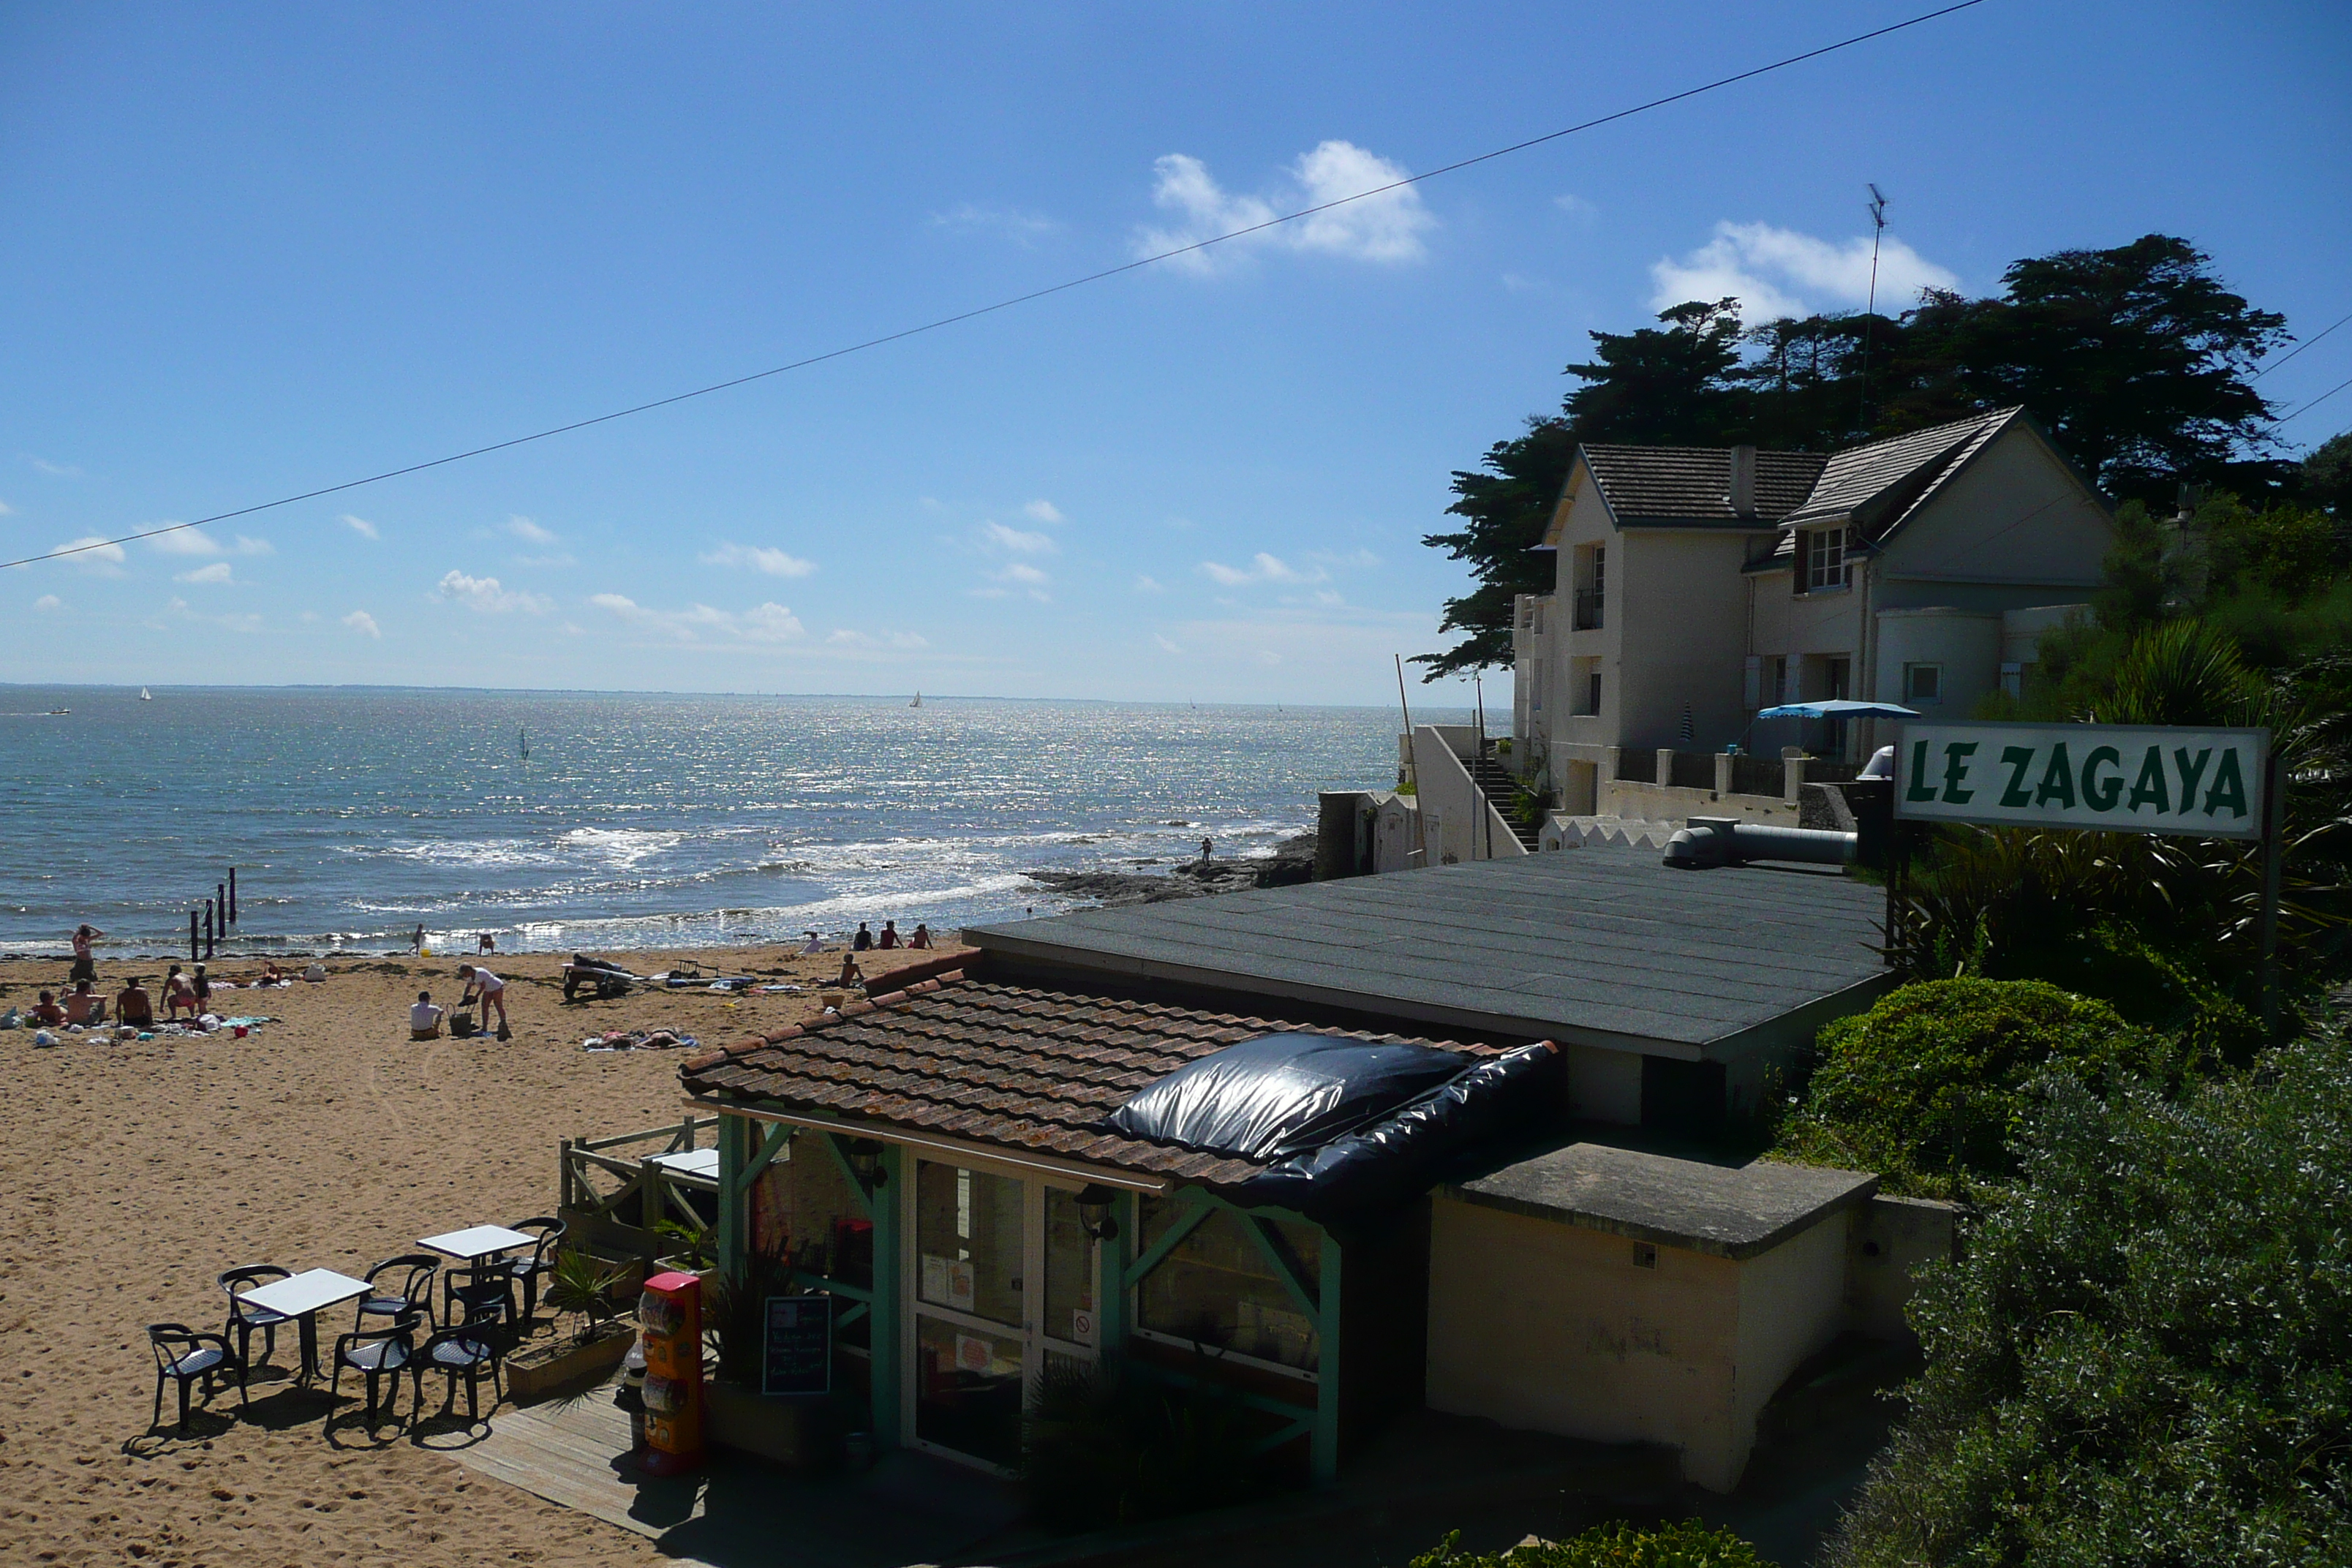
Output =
[{"x1": 0, "y1": 942, "x2": 961, "y2": 1567}]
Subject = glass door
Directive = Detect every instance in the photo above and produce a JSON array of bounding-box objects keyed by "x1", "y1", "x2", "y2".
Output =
[{"x1": 905, "y1": 1160, "x2": 1100, "y2": 1472}]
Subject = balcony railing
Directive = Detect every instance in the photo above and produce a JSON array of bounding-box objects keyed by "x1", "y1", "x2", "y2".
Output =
[{"x1": 1573, "y1": 589, "x2": 1604, "y2": 630}]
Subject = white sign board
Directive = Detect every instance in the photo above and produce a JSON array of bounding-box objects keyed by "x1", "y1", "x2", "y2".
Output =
[{"x1": 1893, "y1": 723, "x2": 2269, "y2": 840}]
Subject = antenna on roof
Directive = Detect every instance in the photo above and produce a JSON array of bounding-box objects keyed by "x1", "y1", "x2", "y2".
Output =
[{"x1": 1857, "y1": 184, "x2": 1891, "y2": 438}]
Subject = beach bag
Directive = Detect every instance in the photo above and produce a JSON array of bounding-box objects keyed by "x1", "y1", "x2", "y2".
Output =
[
  {"x1": 496, "y1": 1020, "x2": 513, "y2": 1042},
  {"x1": 0, "y1": 1006, "x2": 17, "y2": 1030},
  {"x1": 449, "y1": 1007, "x2": 478, "y2": 1039},
  {"x1": 304, "y1": 963, "x2": 327, "y2": 982}
]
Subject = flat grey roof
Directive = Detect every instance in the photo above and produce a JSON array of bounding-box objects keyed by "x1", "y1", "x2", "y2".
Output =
[
  {"x1": 1450, "y1": 1143, "x2": 1877, "y2": 1259},
  {"x1": 963, "y1": 845, "x2": 1892, "y2": 1055}
]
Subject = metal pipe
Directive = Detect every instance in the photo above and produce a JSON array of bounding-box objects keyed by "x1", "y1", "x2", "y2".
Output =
[{"x1": 1664, "y1": 816, "x2": 1857, "y2": 870}]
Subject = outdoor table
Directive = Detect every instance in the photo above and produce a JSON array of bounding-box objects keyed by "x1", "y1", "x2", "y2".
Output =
[
  {"x1": 647, "y1": 1147, "x2": 719, "y2": 1180},
  {"x1": 238, "y1": 1267, "x2": 372, "y2": 1384},
  {"x1": 418, "y1": 1224, "x2": 538, "y2": 1262}
]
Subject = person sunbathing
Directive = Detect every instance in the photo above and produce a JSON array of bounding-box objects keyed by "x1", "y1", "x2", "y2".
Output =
[
  {"x1": 29, "y1": 990, "x2": 65, "y2": 1028},
  {"x1": 64, "y1": 979, "x2": 108, "y2": 1026},
  {"x1": 114, "y1": 978, "x2": 155, "y2": 1029},
  {"x1": 908, "y1": 922, "x2": 932, "y2": 950},
  {"x1": 257, "y1": 960, "x2": 285, "y2": 985}
]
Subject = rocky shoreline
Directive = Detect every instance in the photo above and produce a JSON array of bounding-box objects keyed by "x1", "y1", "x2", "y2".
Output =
[{"x1": 1024, "y1": 831, "x2": 1316, "y2": 908}]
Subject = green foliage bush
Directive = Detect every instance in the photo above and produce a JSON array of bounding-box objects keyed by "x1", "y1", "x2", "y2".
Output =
[
  {"x1": 1411, "y1": 1520, "x2": 1765, "y2": 1568},
  {"x1": 1827, "y1": 1029, "x2": 2352, "y2": 1567},
  {"x1": 1773, "y1": 979, "x2": 2162, "y2": 1197}
]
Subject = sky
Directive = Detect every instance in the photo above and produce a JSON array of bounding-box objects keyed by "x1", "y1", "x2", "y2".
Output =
[{"x1": 2, "y1": 1, "x2": 2347, "y2": 704}]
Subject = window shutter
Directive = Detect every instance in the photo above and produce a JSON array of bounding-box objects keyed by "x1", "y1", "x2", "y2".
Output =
[{"x1": 1793, "y1": 529, "x2": 1811, "y2": 594}]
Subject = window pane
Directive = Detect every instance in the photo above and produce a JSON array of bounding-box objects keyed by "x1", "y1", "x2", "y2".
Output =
[
  {"x1": 914, "y1": 1316, "x2": 1024, "y2": 1468},
  {"x1": 1043, "y1": 1188, "x2": 1098, "y2": 1346},
  {"x1": 915, "y1": 1161, "x2": 1025, "y2": 1329},
  {"x1": 749, "y1": 1132, "x2": 872, "y2": 1291},
  {"x1": 1135, "y1": 1199, "x2": 1320, "y2": 1373}
]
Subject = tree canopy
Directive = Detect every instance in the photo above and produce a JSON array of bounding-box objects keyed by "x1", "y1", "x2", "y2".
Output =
[{"x1": 1417, "y1": 235, "x2": 2310, "y2": 681}]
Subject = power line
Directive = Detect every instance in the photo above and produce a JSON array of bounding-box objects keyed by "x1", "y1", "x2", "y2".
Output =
[
  {"x1": 2247, "y1": 306, "x2": 2352, "y2": 387},
  {"x1": 2272, "y1": 368, "x2": 2352, "y2": 429},
  {"x1": 2, "y1": 0, "x2": 1991, "y2": 574}
]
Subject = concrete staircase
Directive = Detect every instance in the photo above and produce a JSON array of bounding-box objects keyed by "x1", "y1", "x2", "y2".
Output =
[{"x1": 1466, "y1": 750, "x2": 1543, "y2": 853}]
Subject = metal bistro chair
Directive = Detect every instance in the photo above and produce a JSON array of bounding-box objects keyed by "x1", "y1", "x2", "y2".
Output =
[
  {"x1": 331, "y1": 1308, "x2": 421, "y2": 1429},
  {"x1": 147, "y1": 1322, "x2": 247, "y2": 1433},
  {"x1": 355, "y1": 1254, "x2": 440, "y2": 1334},
  {"x1": 217, "y1": 1264, "x2": 293, "y2": 1372},
  {"x1": 505, "y1": 1216, "x2": 567, "y2": 1321},
  {"x1": 412, "y1": 1325, "x2": 506, "y2": 1422}
]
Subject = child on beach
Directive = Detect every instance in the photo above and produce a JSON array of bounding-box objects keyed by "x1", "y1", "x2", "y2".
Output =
[
  {"x1": 853, "y1": 922, "x2": 873, "y2": 951},
  {"x1": 410, "y1": 990, "x2": 444, "y2": 1040},
  {"x1": 908, "y1": 922, "x2": 932, "y2": 950},
  {"x1": 30, "y1": 991, "x2": 64, "y2": 1028},
  {"x1": 878, "y1": 920, "x2": 900, "y2": 949},
  {"x1": 191, "y1": 964, "x2": 211, "y2": 1013},
  {"x1": 457, "y1": 962, "x2": 510, "y2": 1039},
  {"x1": 837, "y1": 953, "x2": 864, "y2": 990}
]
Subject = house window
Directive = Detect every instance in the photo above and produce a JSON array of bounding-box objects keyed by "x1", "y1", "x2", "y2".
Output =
[
  {"x1": 1797, "y1": 527, "x2": 1852, "y2": 594},
  {"x1": 1903, "y1": 663, "x2": 1942, "y2": 704},
  {"x1": 1574, "y1": 543, "x2": 1605, "y2": 630},
  {"x1": 1134, "y1": 1197, "x2": 1322, "y2": 1376}
]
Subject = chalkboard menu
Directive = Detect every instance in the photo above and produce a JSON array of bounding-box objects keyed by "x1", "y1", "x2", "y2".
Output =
[{"x1": 762, "y1": 1294, "x2": 832, "y2": 1396}]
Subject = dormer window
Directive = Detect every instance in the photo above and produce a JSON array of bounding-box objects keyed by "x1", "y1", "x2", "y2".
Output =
[{"x1": 1795, "y1": 527, "x2": 1852, "y2": 594}]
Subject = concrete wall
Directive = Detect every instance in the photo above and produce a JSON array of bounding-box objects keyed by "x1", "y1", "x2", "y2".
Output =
[
  {"x1": 1877, "y1": 423, "x2": 2112, "y2": 595},
  {"x1": 1730, "y1": 1214, "x2": 1852, "y2": 1484},
  {"x1": 1411, "y1": 725, "x2": 1528, "y2": 864},
  {"x1": 1844, "y1": 1193, "x2": 1961, "y2": 1343},
  {"x1": 1873, "y1": 606, "x2": 2002, "y2": 713},
  {"x1": 1597, "y1": 778, "x2": 1796, "y2": 826},
  {"x1": 1616, "y1": 529, "x2": 1754, "y2": 752}
]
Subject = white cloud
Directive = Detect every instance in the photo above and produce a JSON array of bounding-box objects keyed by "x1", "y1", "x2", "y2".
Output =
[
  {"x1": 1554, "y1": 193, "x2": 1599, "y2": 225},
  {"x1": 437, "y1": 570, "x2": 551, "y2": 614},
  {"x1": 0, "y1": 499, "x2": 12, "y2": 516},
  {"x1": 1135, "y1": 140, "x2": 1435, "y2": 273},
  {"x1": 176, "y1": 562, "x2": 235, "y2": 585},
  {"x1": 1305, "y1": 547, "x2": 1380, "y2": 570},
  {"x1": 698, "y1": 543, "x2": 817, "y2": 578},
  {"x1": 151, "y1": 527, "x2": 271, "y2": 557},
  {"x1": 33, "y1": 594, "x2": 59, "y2": 611},
  {"x1": 1154, "y1": 634, "x2": 1184, "y2": 655},
  {"x1": 505, "y1": 516, "x2": 558, "y2": 545},
  {"x1": 932, "y1": 203, "x2": 1060, "y2": 244},
  {"x1": 1134, "y1": 575, "x2": 1165, "y2": 594},
  {"x1": 826, "y1": 628, "x2": 930, "y2": 650},
  {"x1": 981, "y1": 522, "x2": 1055, "y2": 555},
  {"x1": 992, "y1": 562, "x2": 1050, "y2": 587},
  {"x1": 28, "y1": 456, "x2": 80, "y2": 478},
  {"x1": 1199, "y1": 552, "x2": 1325, "y2": 587},
  {"x1": 1023, "y1": 500, "x2": 1065, "y2": 525},
  {"x1": 1651, "y1": 221, "x2": 1960, "y2": 322},
  {"x1": 513, "y1": 551, "x2": 577, "y2": 568},
  {"x1": 342, "y1": 609, "x2": 382, "y2": 638},
  {"x1": 51, "y1": 536, "x2": 127, "y2": 575},
  {"x1": 341, "y1": 514, "x2": 379, "y2": 540},
  {"x1": 589, "y1": 593, "x2": 806, "y2": 644}
]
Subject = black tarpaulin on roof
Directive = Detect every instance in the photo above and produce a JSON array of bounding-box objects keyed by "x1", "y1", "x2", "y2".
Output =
[{"x1": 1105, "y1": 1032, "x2": 1562, "y2": 1220}]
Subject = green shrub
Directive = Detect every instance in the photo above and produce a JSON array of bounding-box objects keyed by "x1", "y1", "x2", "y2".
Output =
[
  {"x1": 1411, "y1": 1520, "x2": 1766, "y2": 1568},
  {"x1": 1772, "y1": 979, "x2": 2159, "y2": 1198},
  {"x1": 1827, "y1": 1030, "x2": 2352, "y2": 1567}
]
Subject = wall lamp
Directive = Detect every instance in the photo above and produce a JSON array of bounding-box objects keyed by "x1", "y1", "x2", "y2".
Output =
[
  {"x1": 1076, "y1": 1183, "x2": 1120, "y2": 1241},
  {"x1": 845, "y1": 1137, "x2": 889, "y2": 1192}
]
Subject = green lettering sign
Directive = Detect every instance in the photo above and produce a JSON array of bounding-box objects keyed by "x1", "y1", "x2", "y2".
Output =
[
  {"x1": 2127, "y1": 746, "x2": 2169, "y2": 813},
  {"x1": 2173, "y1": 747, "x2": 2212, "y2": 806},
  {"x1": 2081, "y1": 746, "x2": 2123, "y2": 811},
  {"x1": 1906, "y1": 740, "x2": 1937, "y2": 803},
  {"x1": 2035, "y1": 743, "x2": 2076, "y2": 810},
  {"x1": 1941, "y1": 742, "x2": 1978, "y2": 804},
  {"x1": 1998, "y1": 746, "x2": 2036, "y2": 808},
  {"x1": 2204, "y1": 749, "x2": 2249, "y2": 819}
]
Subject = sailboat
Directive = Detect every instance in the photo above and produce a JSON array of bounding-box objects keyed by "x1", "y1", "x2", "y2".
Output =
[
  {"x1": 517, "y1": 727, "x2": 530, "y2": 762},
  {"x1": 140, "y1": 687, "x2": 152, "y2": 701},
  {"x1": 910, "y1": 692, "x2": 922, "y2": 709}
]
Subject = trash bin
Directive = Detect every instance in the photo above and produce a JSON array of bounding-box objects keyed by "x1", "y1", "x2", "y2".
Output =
[{"x1": 614, "y1": 1341, "x2": 648, "y2": 1457}]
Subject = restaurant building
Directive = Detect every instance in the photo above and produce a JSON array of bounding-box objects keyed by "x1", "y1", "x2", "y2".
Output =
[{"x1": 677, "y1": 845, "x2": 1942, "y2": 1490}]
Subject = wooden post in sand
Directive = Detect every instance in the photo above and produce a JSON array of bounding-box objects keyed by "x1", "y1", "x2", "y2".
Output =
[
  {"x1": 203, "y1": 900, "x2": 215, "y2": 959},
  {"x1": 227, "y1": 867, "x2": 238, "y2": 925},
  {"x1": 218, "y1": 881, "x2": 229, "y2": 932},
  {"x1": 189, "y1": 910, "x2": 198, "y2": 962}
]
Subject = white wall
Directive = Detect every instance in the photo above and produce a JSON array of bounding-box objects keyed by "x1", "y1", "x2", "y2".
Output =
[
  {"x1": 1616, "y1": 530, "x2": 1754, "y2": 752},
  {"x1": 1874, "y1": 606, "x2": 2002, "y2": 712}
]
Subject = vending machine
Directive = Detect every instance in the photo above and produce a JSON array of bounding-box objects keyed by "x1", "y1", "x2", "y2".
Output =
[{"x1": 637, "y1": 1270, "x2": 704, "y2": 1475}]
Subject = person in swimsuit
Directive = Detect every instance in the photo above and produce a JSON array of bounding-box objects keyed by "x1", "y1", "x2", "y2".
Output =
[
  {"x1": 114, "y1": 977, "x2": 155, "y2": 1029},
  {"x1": 456, "y1": 962, "x2": 510, "y2": 1036}
]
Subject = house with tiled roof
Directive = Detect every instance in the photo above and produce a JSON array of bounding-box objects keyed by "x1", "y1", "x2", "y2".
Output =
[
  {"x1": 675, "y1": 851, "x2": 1947, "y2": 1494},
  {"x1": 1512, "y1": 408, "x2": 2112, "y2": 817}
]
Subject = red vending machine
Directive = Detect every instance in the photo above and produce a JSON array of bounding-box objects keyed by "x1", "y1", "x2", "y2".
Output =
[{"x1": 637, "y1": 1270, "x2": 704, "y2": 1475}]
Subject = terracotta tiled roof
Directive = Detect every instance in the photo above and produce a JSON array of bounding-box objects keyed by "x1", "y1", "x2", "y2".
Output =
[
  {"x1": 678, "y1": 973, "x2": 1509, "y2": 1187},
  {"x1": 1581, "y1": 445, "x2": 1826, "y2": 525}
]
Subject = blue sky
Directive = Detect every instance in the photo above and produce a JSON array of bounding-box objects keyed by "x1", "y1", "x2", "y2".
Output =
[{"x1": 3, "y1": 1, "x2": 2345, "y2": 704}]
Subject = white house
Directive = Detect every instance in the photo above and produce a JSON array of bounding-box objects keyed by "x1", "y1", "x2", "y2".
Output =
[{"x1": 1511, "y1": 407, "x2": 2113, "y2": 816}]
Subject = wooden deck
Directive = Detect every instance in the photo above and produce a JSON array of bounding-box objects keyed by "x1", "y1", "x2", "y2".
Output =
[{"x1": 449, "y1": 1382, "x2": 1022, "y2": 1568}]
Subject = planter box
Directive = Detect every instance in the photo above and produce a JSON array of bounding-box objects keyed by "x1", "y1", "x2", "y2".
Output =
[
  {"x1": 507, "y1": 1322, "x2": 636, "y2": 1405},
  {"x1": 704, "y1": 1382, "x2": 839, "y2": 1469}
]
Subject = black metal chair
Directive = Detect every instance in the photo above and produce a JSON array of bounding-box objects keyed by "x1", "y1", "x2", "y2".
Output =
[
  {"x1": 218, "y1": 1264, "x2": 293, "y2": 1371},
  {"x1": 147, "y1": 1322, "x2": 246, "y2": 1433},
  {"x1": 331, "y1": 1309, "x2": 420, "y2": 1429},
  {"x1": 441, "y1": 1261, "x2": 516, "y2": 1343},
  {"x1": 355, "y1": 1254, "x2": 440, "y2": 1333},
  {"x1": 506, "y1": 1217, "x2": 567, "y2": 1320},
  {"x1": 411, "y1": 1326, "x2": 505, "y2": 1422}
]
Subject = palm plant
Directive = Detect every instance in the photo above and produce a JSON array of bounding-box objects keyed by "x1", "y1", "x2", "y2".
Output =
[{"x1": 541, "y1": 1248, "x2": 625, "y2": 1348}]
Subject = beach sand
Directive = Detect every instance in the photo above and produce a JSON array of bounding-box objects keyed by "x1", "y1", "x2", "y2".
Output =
[{"x1": 0, "y1": 942, "x2": 961, "y2": 1567}]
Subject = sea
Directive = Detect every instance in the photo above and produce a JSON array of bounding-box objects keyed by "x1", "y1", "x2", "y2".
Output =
[{"x1": 1, "y1": 686, "x2": 1455, "y2": 957}]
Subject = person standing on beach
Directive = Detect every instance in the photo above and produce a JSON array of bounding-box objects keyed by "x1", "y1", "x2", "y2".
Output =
[
  {"x1": 412, "y1": 924, "x2": 425, "y2": 956},
  {"x1": 457, "y1": 962, "x2": 510, "y2": 1039},
  {"x1": 69, "y1": 923, "x2": 102, "y2": 985},
  {"x1": 477, "y1": 932, "x2": 497, "y2": 955},
  {"x1": 191, "y1": 963, "x2": 211, "y2": 1014},
  {"x1": 1199, "y1": 837, "x2": 1213, "y2": 867}
]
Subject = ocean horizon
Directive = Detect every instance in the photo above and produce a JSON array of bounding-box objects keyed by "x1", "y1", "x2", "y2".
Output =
[{"x1": 2, "y1": 684, "x2": 1465, "y2": 957}]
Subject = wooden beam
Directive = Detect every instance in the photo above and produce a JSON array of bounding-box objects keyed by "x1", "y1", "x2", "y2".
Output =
[
  {"x1": 1122, "y1": 1199, "x2": 1213, "y2": 1290},
  {"x1": 715, "y1": 1114, "x2": 750, "y2": 1277},
  {"x1": 1313, "y1": 1223, "x2": 1342, "y2": 1484},
  {"x1": 1245, "y1": 1215, "x2": 1320, "y2": 1318}
]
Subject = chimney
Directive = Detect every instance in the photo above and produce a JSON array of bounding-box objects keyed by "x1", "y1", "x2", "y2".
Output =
[{"x1": 1727, "y1": 445, "x2": 1758, "y2": 516}]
